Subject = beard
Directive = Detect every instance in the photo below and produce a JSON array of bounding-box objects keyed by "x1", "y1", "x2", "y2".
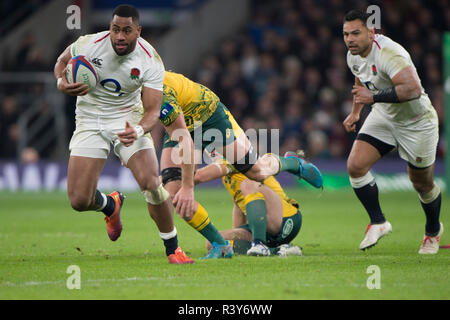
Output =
[
  {"x1": 112, "y1": 40, "x2": 136, "y2": 56},
  {"x1": 349, "y1": 42, "x2": 371, "y2": 56}
]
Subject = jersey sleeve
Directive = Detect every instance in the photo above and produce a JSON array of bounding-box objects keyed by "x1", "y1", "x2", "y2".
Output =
[
  {"x1": 378, "y1": 46, "x2": 411, "y2": 79},
  {"x1": 142, "y1": 47, "x2": 165, "y2": 91},
  {"x1": 346, "y1": 51, "x2": 357, "y2": 77},
  {"x1": 70, "y1": 34, "x2": 95, "y2": 57},
  {"x1": 160, "y1": 87, "x2": 182, "y2": 127}
]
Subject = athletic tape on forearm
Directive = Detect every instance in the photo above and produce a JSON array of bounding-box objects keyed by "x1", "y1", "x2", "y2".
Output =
[
  {"x1": 373, "y1": 87, "x2": 400, "y2": 103},
  {"x1": 134, "y1": 125, "x2": 144, "y2": 139}
]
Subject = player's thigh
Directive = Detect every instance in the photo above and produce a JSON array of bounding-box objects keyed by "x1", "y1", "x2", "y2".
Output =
[
  {"x1": 115, "y1": 135, "x2": 155, "y2": 166},
  {"x1": 161, "y1": 146, "x2": 182, "y2": 171},
  {"x1": 266, "y1": 211, "x2": 302, "y2": 248},
  {"x1": 349, "y1": 109, "x2": 396, "y2": 176},
  {"x1": 256, "y1": 185, "x2": 283, "y2": 236},
  {"x1": 126, "y1": 148, "x2": 160, "y2": 191},
  {"x1": 347, "y1": 139, "x2": 383, "y2": 177},
  {"x1": 208, "y1": 103, "x2": 248, "y2": 163},
  {"x1": 219, "y1": 129, "x2": 251, "y2": 162},
  {"x1": 396, "y1": 115, "x2": 438, "y2": 170},
  {"x1": 67, "y1": 156, "x2": 106, "y2": 203}
]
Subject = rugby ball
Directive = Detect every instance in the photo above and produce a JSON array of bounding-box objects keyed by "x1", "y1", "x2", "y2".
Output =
[{"x1": 66, "y1": 55, "x2": 98, "y2": 90}]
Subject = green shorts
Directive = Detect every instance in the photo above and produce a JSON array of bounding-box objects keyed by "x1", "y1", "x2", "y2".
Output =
[
  {"x1": 238, "y1": 210, "x2": 302, "y2": 248},
  {"x1": 162, "y1": 102, "x2": 239, "y2": 152}
]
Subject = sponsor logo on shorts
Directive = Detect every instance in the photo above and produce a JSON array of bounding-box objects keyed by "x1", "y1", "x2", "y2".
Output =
[{"x1": 282, "y1": 218, "x2": 293, "y2": 239}]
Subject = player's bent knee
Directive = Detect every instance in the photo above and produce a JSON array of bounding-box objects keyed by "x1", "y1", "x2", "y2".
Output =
[
  {"x1": 69, "y1": 194, "x2": 93, "y2": 212},
  {"x1": 240, "y1": 179, "x2": 260, "y2": 196},
  {"x1": 244, "y1": 165, "x2": 266, "y2": 182},
  {"x1": 142, "y1": 184, "x2": 170, "y2": 205},
  {"x1": 417, "y1": 184, "x2": 440, "y2": 203},
  {"x1": 411, "y1": 180, "x2": 434, "y2": 195},
  {"x1": 137, "y1": 174, "x2": 162, "y2": 193},
  {"x1": 347, "y1": 160, "x2": 369, "y2": 178},
  {"x1": 164, "y1": 181, "x2": 181, "y2": 199}
]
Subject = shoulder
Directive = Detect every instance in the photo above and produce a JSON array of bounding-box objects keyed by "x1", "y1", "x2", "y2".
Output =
[
  {"x1": 346, "y1": 51, "x2": 360, "y2": 73},
  {"x1": 374, "y1": 34, "x2": 409, "y2": 60},
  {"x1": 136, "y1": 38, "x2": 164, "y2": 65},
  {"x1": 346, "y1": 50, "x2": 355, "y2": 65},
  {"x1": 71, "y1": 31, "x2": 110, "y2": 56},
  {"x1": 77, "y1": 31, "x2": 110, "y2": 46}
]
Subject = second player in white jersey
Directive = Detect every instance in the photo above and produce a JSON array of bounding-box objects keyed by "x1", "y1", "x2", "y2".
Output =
[
  {"x1": 342, "y1": 9, "x2": 443, "y2": 255},
  {"x1": 347, "y1": 34, "x2": 435, "y2": 124},
  {"x1": 70, "y1": 30, "x2": 164, "y2": 119}
]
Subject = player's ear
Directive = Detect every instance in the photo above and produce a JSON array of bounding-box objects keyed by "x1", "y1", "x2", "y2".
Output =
[
  {"x1": 368, "y1": 27, "x2": 375, "y2": 40},
  {"x1": 137, "y1": 25, "x2": 142, "y2": 37}
]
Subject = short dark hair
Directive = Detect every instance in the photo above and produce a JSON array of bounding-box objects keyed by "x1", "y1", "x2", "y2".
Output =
[
  {"x1": 344, "y1": 9, "x2": 370, "y2": 25},
  {"x1": 112, "y1": 4, "x2": 139, "y2": 23}
]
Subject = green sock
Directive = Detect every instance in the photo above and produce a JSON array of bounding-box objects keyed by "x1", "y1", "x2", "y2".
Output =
[
  {"x1": 200, "y1": 224, "x2": 226, "y2": 245},
  {"x1": 278, "y1": 157, "x2": 300, "y2": 175},
  {"x1": 245, "y1": 194, "x2": 267, "y2": 243},
  {"x1": 188, "y1": 203, "x2": 226, "y2": 245}
]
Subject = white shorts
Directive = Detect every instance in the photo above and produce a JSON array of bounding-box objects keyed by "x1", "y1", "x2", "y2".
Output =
[
  {"x1": 69, "y1": 111, "x2": 154, "y2": 165},
  {"x1": 358, "y1": 107, "x2": 439, "y2": 168}
]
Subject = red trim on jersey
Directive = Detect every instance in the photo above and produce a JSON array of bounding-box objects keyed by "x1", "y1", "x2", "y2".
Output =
[
  {"x1": 373, "y1": 39, "x2": 381, "y2": 49},
  {"x1": 138, "y1": 41, "x2": 152, "y2": 58},
  {"x1": 94, "y1": 33, "x2": 110, "y2": 44}
]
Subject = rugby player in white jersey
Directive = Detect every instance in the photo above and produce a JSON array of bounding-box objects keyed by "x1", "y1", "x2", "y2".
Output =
[
  {"x1": 54, "y1": 4, "x2": 194, "y2": 264},
  {"x1": 342, "y1": 9, "x2": 443, "y2": 254}
]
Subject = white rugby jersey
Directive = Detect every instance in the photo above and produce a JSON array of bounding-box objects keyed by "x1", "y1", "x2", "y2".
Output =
[
  {"x1": 70, "y1": 31, "x2": 164, "y2": 118},
  {"x1": 347, "y1": 34, "x2": 435, "y2": 124}
]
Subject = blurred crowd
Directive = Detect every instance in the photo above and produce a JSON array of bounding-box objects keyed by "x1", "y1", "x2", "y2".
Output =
[
  {"x1": 0, "y1": 31, "x2": 74, "y2": 161},
  {"x1": 0, "y1": 0, "x2": 448, "y2": 161},
  {"x1": 193, "y1": 0, "x2": 448, "y2": 159}
]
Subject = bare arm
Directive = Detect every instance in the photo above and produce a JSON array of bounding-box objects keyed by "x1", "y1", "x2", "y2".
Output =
[
  {"x1": 194, "y1": 162, "x2": 229, "y2": 185},
  {"x1": 390, "y1": 66, "x2": 422, "y2": 101},
  {"x1": 54, "y1": 45, "x2": 89, "y2": 96},
  {"x1": 343, "y1": 77, "x2": 364, "y2": 132},
  {"x1": 140, "y1": 86, "x2": 164, "y2": 133},
  {"x1": 165, "y1": 114, "x2": 194, "y2": 190},
  {"x1": 164, "y1": 114, "x2": 195, "y2": 218},
  {"x1": 352, "y1": 66, "x2": 422, "y2": 105}
]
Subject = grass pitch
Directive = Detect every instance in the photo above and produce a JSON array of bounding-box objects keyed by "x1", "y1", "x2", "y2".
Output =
[{"x1": 0, "y1": 188, "x2": 448, "y2": 300}]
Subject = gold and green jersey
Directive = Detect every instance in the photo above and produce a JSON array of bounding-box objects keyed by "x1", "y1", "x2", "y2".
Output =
[
  {"x1": 160, "y1": 71, "x2": 220, "y2": 131},
  {"x1": 221, "y1": 167, "x2": 299, "y2": 218}
]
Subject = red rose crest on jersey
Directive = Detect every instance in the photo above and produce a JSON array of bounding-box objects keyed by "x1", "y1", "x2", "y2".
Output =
[
  {"x1": 130, "y1": 68, "x2": 140, "y2": 80},
  {"x1": 372, "y1": 65, "x2": 377, "y2": 76}
]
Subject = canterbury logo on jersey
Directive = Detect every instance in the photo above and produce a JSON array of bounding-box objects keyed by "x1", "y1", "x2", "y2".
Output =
[{"x1": 91, "y1": 58, "x2": 103, "y2": 67}]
